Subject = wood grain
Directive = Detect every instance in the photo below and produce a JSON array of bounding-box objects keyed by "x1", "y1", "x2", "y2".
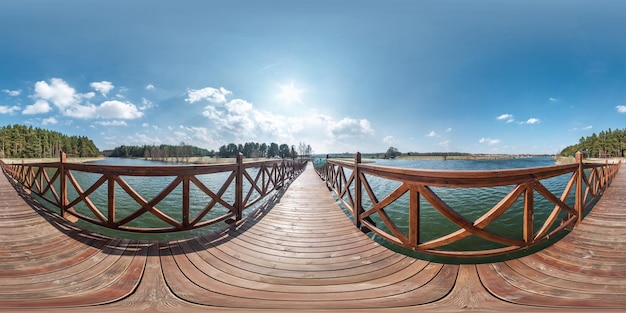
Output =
[{"x1": 1, "y1": 162, "x2": 626, "y2": 312}]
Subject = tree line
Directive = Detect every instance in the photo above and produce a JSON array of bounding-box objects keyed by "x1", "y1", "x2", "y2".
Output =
[
  {"x1": 0, "y1": 124, "x2": 100, "y2": 158},
  {"x1": 560, "y1": 127, "x2": 626, "y2": 158},
  {"x1": 105, "y1": 141, "x2": 314, "y2": 160},
  {"x1": 105, "y1": 144, "x2": 214, "y2": 161},
  {"x1": 217, "y1": 141, "x2": 313, "y2": 159}
]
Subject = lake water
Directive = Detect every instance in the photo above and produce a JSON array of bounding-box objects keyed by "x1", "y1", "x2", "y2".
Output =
[
  {"x1": 317, "y1": 157, "x2": 576, "y2": 263},
  {"x1": 64, "y1": 157, "x2": 268, "y2": 240},
  {"x1": 70, "y1": 157, "x2": 574, "y2": 262}
]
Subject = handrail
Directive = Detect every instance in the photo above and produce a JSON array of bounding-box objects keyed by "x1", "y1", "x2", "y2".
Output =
[
  {"x1": 315, "y1": 151, "x2": 621, "y2": 257},
  {"x1": 1, "y1": 153, "x2": 307, "y2": 233}
]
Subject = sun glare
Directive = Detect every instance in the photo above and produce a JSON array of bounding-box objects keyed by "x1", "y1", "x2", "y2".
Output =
[{"x1": 277, "y1": 82, "x2": 304, "y2": 105}]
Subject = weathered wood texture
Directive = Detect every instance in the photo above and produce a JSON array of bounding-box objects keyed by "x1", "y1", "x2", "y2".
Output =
[{"x1": 1, "y1": 164, "x2": 625, "y2": 312}]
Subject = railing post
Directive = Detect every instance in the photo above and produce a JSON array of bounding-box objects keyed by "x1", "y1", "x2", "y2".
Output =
[
  {"x1": 575, "y1": 151, "x2": 583, "y2": 225},
  {"x1": 21, "y1": 160, "x2": 25, "y2": 186},
  {"x1": 60, "y1": 152, "x2": 67, "y2": 218},
  {"x1": 322, "y1": 155, "x2": 328, "y2": 184},
  {"x1": 108, "y1": 175, "x2": 116, "y2": 227},
  {"x1": 281, "y1": 159, "x2": 286, "y2": 184},
  {"x1": 235, "y1": 153, "x2": 244, "y2": 220},
  {"x1": 523, "y1": 182, "x2": 534, "y2": 243},
  {"x1": 409, "y1": 187, "x2": 420, "y2": 247},
  {"x1": 604, "y1": 159, "x2": 609, "y2": 187},
  {"x1": 182, "y1": 175, "x2": 190, "y2": 228},
  {"x1": 354, "y1": 152, "x2": 363, "y2": 228}
]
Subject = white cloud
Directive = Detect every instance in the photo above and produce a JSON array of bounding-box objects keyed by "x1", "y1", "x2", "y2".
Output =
[
  {"x1": 62, "y1": 100, "x2": 142, "y2": 120},
  {"x1": 497, "y1": 114, "x2": 515, "y2": 123},
  {"x1": 328, "y1": 117, "x2": 375, "y2": 141},
  {"x1": 34, "y1": 78, "x2": 80, "y2": 110},
  {"x1": 617, "y1": 105, "x2": 626, "y2": 113},
  {"x1": 525, "y1": 118, "x2": 540, "y2": 124},
  {"x1": 202, "y1": 99, "x2": 256, "y2": 136},
  {"x1": 142, "y1": 123, "x2": 149, "y2": 127},
  {"x1": 97, "y1": 100, "x2": 143, "y2": 119},
  {"x1": 202, "y1": 106, "x2": 222, "y2": 119},
  {"x1": 146, "y1": 84, "x2": 155, "y2": 90},
  {"x1": 438, "y1": 140, "x2": 450, "y2": 147},
  {"x1": 90, "y1": 81, "x2": 114, "y2": 96},
  {"x1": 23, "y1": 100, "x2": 52, "y2": 114},
  {"x1": 426, "y1": 131, "x2": 438, "y2": 137},
  {"x1": 383, "y1": 135, "x2": 396, "y2": 145},
  {"x1": 42, "y1": 117, "x2": 58, "y2": 125},
  {"x1": 124, "y1": 133, "x2": 162, "y2": 146},
  {"x1": 177, "y1": 126, "x2": 218, "y2": 147},
  {"x1": 140, "y1": 97, "x2": 155, "y2": 110},
  {"x1": 95, "y1": 120, "x2": 127, "y2": 126},
  {"x1": 225, "y1": 99, "x2": 253, "y2": 114},
  {"x1": 582, "y1": 125, "x2": 593, "y2": 130},
  {"x1": 173, "y1": 130, "x2": 187, "y2": 138},
  {"x1": 446, "y1": 128, "x2": 452, "y2": 132},
  {"x1": 479, "y1": 138, "x2": 501, "y2": 145},
  {"x1": 2, "y1": 89, "x2": 21, "y2": 96},
  {"x1": 0, "y1": 105, "x2": 20, "y2": 114},
  {"x1": 549, "y1": 97, "x2": 559, "y2": 102},
  {"x1": 186, "y1": 87, "x2": 231, "y2": 103},
  {"x1": 224, "y1": 112, "x2": 256, "y2": 134},
  {"x1": 188, "y1": 86, "x2": 375, "y2": 152},
  {"x1": 82, "y1": 92, "x2": 96, "y2": 99},
  {"x1": 63, "y1": 104, "x2": 97, "y2": 119}
]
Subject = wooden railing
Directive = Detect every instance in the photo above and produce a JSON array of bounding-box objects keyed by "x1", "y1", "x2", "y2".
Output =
[
  {"x1": 1, "y1": 153, "x2": 306, "y2": 233},
  {"x1": 315, "y1": 152, "x2": 621, "y2": 257}
]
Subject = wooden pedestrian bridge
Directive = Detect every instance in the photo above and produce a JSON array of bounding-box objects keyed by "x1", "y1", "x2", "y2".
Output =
[{"x1": 0, "y1": 152, "x2": 624, "y2": 312}]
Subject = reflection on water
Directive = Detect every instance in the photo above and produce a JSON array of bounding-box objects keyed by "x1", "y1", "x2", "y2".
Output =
[
  {"x1": 59, "y1": 157, "x2": 272, "y2": 240},
  {"x1": 50, "y1": 157, "x2": 576, "y2": 262},
  {"x1": 328, "y1": 157, "x2": 575, "y2": 263}
]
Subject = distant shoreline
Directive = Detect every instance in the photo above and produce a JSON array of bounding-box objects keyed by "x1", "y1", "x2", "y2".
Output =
[
  {"x1": 4, "y1": 155, "x2": 621, "y2": 166},
  {"x1": 324, "y1": 153, "x2": 552, "y2": 161},
  {"x1": 394, "y1": 154, "x2": 541, "y2": 161}
]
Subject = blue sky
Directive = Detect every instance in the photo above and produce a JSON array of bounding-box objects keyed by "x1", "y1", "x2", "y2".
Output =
[{"x1": 1, "y1": 1, "x2": 626, "y2": 155}]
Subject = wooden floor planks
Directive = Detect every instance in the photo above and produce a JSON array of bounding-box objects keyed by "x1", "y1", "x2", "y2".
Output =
[
  {"x1": 1, "y1": 164, "x2": 626, "y2": 312},
  {"x1": 478, "y1": 166, "x2": 626, "y2": 309}
]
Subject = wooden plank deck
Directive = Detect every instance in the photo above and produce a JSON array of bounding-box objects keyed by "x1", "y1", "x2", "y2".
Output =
[{"x1": 1, "y1": 164, "x2": 626, "y2": 312}]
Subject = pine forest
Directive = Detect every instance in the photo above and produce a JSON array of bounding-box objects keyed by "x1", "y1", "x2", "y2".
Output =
[
  {"x1": 560, "y1": 127, "x2": 626, "y2": 158},
  {"x1": 0, "y1": 124, "x2": 100, "y2": 159}
]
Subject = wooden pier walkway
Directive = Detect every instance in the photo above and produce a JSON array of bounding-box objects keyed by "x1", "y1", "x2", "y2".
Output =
[{"x1": 1, "y1": 164, "x2": 626, "y2": 312}]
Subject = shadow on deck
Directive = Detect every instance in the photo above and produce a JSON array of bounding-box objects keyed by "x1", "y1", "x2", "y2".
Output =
[{"x1": 1, "y1": 165, "x2": 625, "y2": 312}]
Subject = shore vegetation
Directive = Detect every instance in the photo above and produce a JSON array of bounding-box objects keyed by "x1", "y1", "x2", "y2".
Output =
[
  {"x1": 0, "y1": 124, "x2": 99, "y2": 159},
  {"x1": 560, "y1": 127, "x2": 626, "y2": 158}
]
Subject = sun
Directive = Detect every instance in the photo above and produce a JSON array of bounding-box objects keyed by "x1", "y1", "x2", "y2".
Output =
[{"x1": 277, "y1": 82, "x2": 304, "y2": 105}]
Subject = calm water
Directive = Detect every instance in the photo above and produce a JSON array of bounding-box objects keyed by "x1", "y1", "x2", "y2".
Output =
[
  {"x1": 62, "y1": 157, "x2": 575, "y2": 262},
  {"x1": 319, "y1": 157, "x2": 577, "y2": 263},
  {"x1": 61, "y1": 158, "x2": 269, "y2": 240}
]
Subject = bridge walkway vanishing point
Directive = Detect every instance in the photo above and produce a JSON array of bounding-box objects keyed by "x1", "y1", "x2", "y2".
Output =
[{"x1": 1, "y1": 164, "x2": 626, "y2": 312}]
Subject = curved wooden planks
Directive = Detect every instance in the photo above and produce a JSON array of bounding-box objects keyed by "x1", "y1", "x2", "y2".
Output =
[
  {"x1": 479, "y1": 168, "x2": 626, "y2": 308},
  {"x1": 1, "y1": 162, "x2": 626, "y2": 312}
]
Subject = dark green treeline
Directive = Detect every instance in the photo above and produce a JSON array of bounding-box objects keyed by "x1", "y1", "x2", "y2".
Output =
[
  {"x1": 106, "y1": 142, "x2": 300, "y2": 160},
  {"x1": 560, "y1": 127, "x2": 626, "y2": 158},
  {"x1": 0, "y1": 124, "x2": 100, "y2": 158},
  {"x1": 107, "y1": 144, "x2": 214, "y2": 159}
]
